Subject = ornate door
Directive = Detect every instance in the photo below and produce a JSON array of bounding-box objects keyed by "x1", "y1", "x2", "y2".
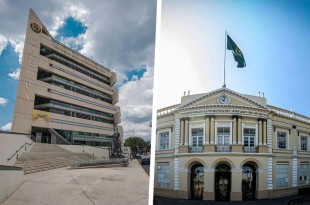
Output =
[
  {"x1": 191, "y1": 164, "x2": 204, "y2": 200},
  {"x1": 215, "y1": 164, "x2": 231, "y2": 201},
  {"x1": 242, "y1": 165, "x2": 256, "y2": 200}
]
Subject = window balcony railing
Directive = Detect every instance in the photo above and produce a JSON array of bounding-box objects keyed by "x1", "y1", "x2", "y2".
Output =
[
  {"x1": 216, "y1": 145, "x2": 231, "y2": 152},
  {"x1": 243, "y1": 146, "x2": 258, "y2": 153},
  {"x1": 190, "y1": 146, "x2": 203, "y2": 153}
]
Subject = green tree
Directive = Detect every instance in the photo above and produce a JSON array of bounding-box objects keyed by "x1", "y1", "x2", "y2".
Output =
[{"x1": 124, "y1": 137, "x2": 147, "y2": 153}]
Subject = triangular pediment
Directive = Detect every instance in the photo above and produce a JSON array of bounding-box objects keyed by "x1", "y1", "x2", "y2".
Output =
[
  {"x1": 180, "y1": 87, "x2": 267, "y2": 110},
  {"x1": 27, "y1": 9, "x2": 52, "y2": 37}
]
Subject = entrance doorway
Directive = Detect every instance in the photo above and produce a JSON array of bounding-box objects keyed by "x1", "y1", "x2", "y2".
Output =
[
  {"x1": 190, "y1": 164, "x2": 204, "y2": 200},
  {"x1": 242, "y1": 163, "x2": 257, "y2": 200},
  {"x1": 215, "y1": 163, "x2": 231, "y2": 201}
]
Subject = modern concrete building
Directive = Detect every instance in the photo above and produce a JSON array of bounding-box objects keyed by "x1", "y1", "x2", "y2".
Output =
[
  {"x1": 12, "y1": 9, "x2": 122, "y2": 146},
  {"x1": 154, "y1": 87, "x2": 310, "y2": 201}
]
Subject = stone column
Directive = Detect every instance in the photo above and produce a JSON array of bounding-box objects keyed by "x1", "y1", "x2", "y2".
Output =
[
  {"x1": 51, "y1": 134, "x2": 57, "y2": 144},
  {"x1": 231, "y1": 169, "x2": 242, "y2": 201},
  {"x1": 210, "y1": 116, "x2": 215, "y2": 144},
  {"x1": 205, "y1": 116, "x2": 210, "y2": 144},
  {"x1": 233, "y1": 116, "x2": 237, "y2": 144},
  {"x1": 36, "y1": 132, "x2": 42, "y2": 143},
  {"x1": 256, "y1": 168, "x2": 269, "y2": 199},
  {"x1": 232, "y1": 115, "x2": 243, "y2": 152},
  {"x1": 237, "y1": 117, "x2": 242, "y2": 144},
  {"x1": 184, "y1": 118, "x2": 189, "y2": 145},
  {"x1": 180, "y1": 119, "x2": 184, "y2": 145},
  {"x1": 204, "y1": 168, "x2": 215, "y2": 200},
  {"x1": 259, "y1": 119, "x2": 263, "y2": 145},
  {"x1": 263, "y1": 120, "x2": 267, "y2": 145}
]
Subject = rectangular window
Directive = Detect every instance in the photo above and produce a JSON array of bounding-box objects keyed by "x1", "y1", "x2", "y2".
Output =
[
  {"x1": 244, "y1": 128, "x2": 256, "y2": 147},
  {"x1": 192, "y1": 128, "x2": 203, "y2": 147},
  {"x1": 277, "y1": 131, "x2": 287, "y2": 149},
  {"x1": 300, "y1": 162, "x2": 310, "y2": 185},
  {"x1": 276, "y1": 162, "x2": 289, "y2": 188},
  {"x1": 160, "y1": 132, "x2": 169, "y2": 150},
  {"x1": 300, "y1": 136, "x2": 308, "y2": 151},
  {"x1": 157, "y1": 163, "x2": 170, "y2": 188},
  {"x1": 217, "y1": 127, "x2": 230, "y2": 146}
]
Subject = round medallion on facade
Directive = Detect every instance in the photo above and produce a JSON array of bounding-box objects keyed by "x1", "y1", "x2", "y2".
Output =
[
  {"x1": 30, "y1": 22, "x2": 41, "y2": 33},
  {"x1": 217, "y1": 94, "x2": 231, "y2": 105}
]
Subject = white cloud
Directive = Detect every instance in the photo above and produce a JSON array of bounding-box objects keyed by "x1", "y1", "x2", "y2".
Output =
[
  {"x1": 118, "y1": 65, "x2": 154, "y2": 141},
  {"x1": 8, "y1": 68, "x2": 20, "y2": 80},
  {"x1": 0, "y1": 97, "x2": 8, "y2": 106},
  {"x1": 1, "y1": 122, "x2": 12, "y2": 131},
  {"x1": 0, "y1": 34, "x2": 8, "y2": 54}
]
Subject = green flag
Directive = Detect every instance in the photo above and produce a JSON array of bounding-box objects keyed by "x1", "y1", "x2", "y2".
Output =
[{"x1": 227, "y1": 34, "x2": 246, "y2": 68}]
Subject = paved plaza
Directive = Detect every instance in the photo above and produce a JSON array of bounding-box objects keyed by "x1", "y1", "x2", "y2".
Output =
[{"x1": 3, "y1": 160, "x2": 149, "y2": 205}]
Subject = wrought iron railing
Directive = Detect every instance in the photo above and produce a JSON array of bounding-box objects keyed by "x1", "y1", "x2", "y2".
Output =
[
  {"x1": 190, "y1": 146, "x2": 203, "y2": 153},
  {"x1": 243, "y1": 146, "x2": 258, "y2": 153},
  {"x1": 216, "y1": 145, "x2": 231, "y2": 152}
]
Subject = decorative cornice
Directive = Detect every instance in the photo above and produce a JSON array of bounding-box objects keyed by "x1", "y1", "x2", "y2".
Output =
[{"x1": 180, "y1": 87, "x2": 268, "y2": 110}]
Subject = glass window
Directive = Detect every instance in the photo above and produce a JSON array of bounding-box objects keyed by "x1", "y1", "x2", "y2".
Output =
[
  {"x1": 217, "y1": 127, "x2": 230, "y2": 146},
  {"x1": 300, "y1": 136, "x2": 308, "y2": 151},
  {"x1": 160, "y1": 132, "x2": 169, "y2": 150},
  {"x1": 244, "y1": 128, "x2": 255, "y2": 147},
  {"x1": 157, "y1": 163, "x2": 170, "y2": 188},
  {"x1": 277, "y1": 131, "x2": 287, "y2": 149},
  {"x1": 300, "y1": 162, "x2": 310, "y2": 185},
  {"x1": 192, "y1": 128, "x2": 203, "y2": 147},
  {"x1": 276, "y1": 163, "x2": 289, "y2": 188}
]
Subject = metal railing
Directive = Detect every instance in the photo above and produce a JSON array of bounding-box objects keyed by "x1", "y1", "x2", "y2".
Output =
[
  {"x1": 190, "y1": 146, "x2": 203, "y2": 153},
  {"x1": 7, "y1": 141, "x2": 34, "y2": 161},
  {"x1": 1, "y1": 131, "x2": 35, "y2": 161},
  {"x1": 243, "y1": 146, "x2": 258, "y2": 153},
  {"x1": 48, "y1": 128, "x2": 71, "y2": 145},
  {"x1": 216, "y1": 145, "x2": 231, "y2": 152}
]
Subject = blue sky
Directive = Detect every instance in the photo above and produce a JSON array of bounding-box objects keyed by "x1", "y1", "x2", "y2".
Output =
[
  {"x1": 0, "y1": 1, "x2": 156, "y2": 140},
  {"x1": 157, "y1": 0, "x2": 310, "y2": 117}
]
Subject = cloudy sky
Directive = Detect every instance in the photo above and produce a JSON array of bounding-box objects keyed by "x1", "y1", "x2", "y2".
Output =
[
  {"x1": 0, "y1": 0, "x2": 156, "y2": 141},
  {"x1": 157, "y1": 0, "x2": 310, "y2": 117}
]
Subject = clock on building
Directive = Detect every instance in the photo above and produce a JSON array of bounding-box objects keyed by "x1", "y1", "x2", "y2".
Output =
[{"x1": 217, "y1": 95, "x2": 231, "y2": 105}]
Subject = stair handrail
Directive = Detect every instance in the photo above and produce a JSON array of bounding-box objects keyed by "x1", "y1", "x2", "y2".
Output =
[
  {"x1": 48, "y1": 128, "x2": 71, "y2": 145},
  {"x1": 7, "y1": 140, "x2": 34, "y2": 161}
]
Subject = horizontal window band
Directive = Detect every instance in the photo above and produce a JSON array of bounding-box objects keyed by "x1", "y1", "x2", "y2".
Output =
[{"x1": 50, "y1": 118, "x2": 114, "y2": 131}]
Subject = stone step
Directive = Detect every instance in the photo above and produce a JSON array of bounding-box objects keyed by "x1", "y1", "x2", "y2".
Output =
[
  {"x1": 14, "y1": 142, "x2": 95, "y2": 174},
  {"x1": 24, "y1": 164, "x2": 70, "y2": 175},
  {"x1": 15, "y1": 159, "x2": 71, "y2": 166}
]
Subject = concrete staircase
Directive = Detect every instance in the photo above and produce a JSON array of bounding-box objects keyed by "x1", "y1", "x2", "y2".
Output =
[{"x1": 14, "y1": 143, "x2": 95, "y2": 174}]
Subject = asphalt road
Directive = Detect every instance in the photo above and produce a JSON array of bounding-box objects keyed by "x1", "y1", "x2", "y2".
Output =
[{"x1": 137, "y1": 159, "x2": 150, "y2": 176}]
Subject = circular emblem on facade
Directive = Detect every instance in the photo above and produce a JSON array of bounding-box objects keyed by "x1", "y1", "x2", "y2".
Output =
[
  {"x1": 217, "y1": 94, "x2": 231, "y2": 105},
  {"x1": 30, "y1": 22, "x2": 41, "y2": 33}
]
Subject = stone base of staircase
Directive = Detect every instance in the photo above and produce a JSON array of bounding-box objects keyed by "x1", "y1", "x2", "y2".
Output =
[{"x1": 15, "y1": 143, "x2": 95, "y2": 174}]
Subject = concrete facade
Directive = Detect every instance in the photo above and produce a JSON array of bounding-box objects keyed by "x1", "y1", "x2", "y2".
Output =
[
  {"x1": 154, "y1": 87, "x2": 310, "y2": 201},
  {"x1": 12, "y1": 9, "x2": 123, "y2": 146}
]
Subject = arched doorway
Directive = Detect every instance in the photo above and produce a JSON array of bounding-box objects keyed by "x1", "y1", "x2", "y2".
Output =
[
  {"x1": 190, "y1": 164, "x2": 204, "y2": 200},
  {"x1": 215, "y1": 163, "x2": 231, "y2": 201},
  {"x1": 242, "y1": 163, "x2": 257, "y2": 200}
]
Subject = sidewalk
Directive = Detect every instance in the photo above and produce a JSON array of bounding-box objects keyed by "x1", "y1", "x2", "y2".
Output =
[
  {"x1": 154, "y1": 195, "x2": 310, "y2": 205},
  {"x1": 3, "y1": 159, "x2": 149, "y2": 205}
]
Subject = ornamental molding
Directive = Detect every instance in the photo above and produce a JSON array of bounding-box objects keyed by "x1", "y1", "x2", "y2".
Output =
[
  {"x1": 181, "y1": 87, "x2": 268, "y2": 109},
  {"x1": 179, "y1": 108, "x2": 268, "y2": 118},
  {"x1": 30, "y1": 22, "x2": 41, "y2": 33}
]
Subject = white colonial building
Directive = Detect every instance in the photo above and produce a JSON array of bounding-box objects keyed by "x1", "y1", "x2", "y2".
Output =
[{"x1": 154, "y1": 87, "x2": 310, "y2": 201}]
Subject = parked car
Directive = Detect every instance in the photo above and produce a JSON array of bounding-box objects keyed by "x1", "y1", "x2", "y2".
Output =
[{"x1": 141, "y1": 156, "x2": 150, "y2": 165}]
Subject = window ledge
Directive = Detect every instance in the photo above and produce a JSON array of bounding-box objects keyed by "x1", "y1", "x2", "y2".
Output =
[{"x1": 272, "y1": 149, "x2": 293, "y2": 154}]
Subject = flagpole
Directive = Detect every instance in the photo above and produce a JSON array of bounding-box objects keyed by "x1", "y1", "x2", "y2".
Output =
[{"x1": 223, "y1": 30, "x2": 227, "y2": 88}]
